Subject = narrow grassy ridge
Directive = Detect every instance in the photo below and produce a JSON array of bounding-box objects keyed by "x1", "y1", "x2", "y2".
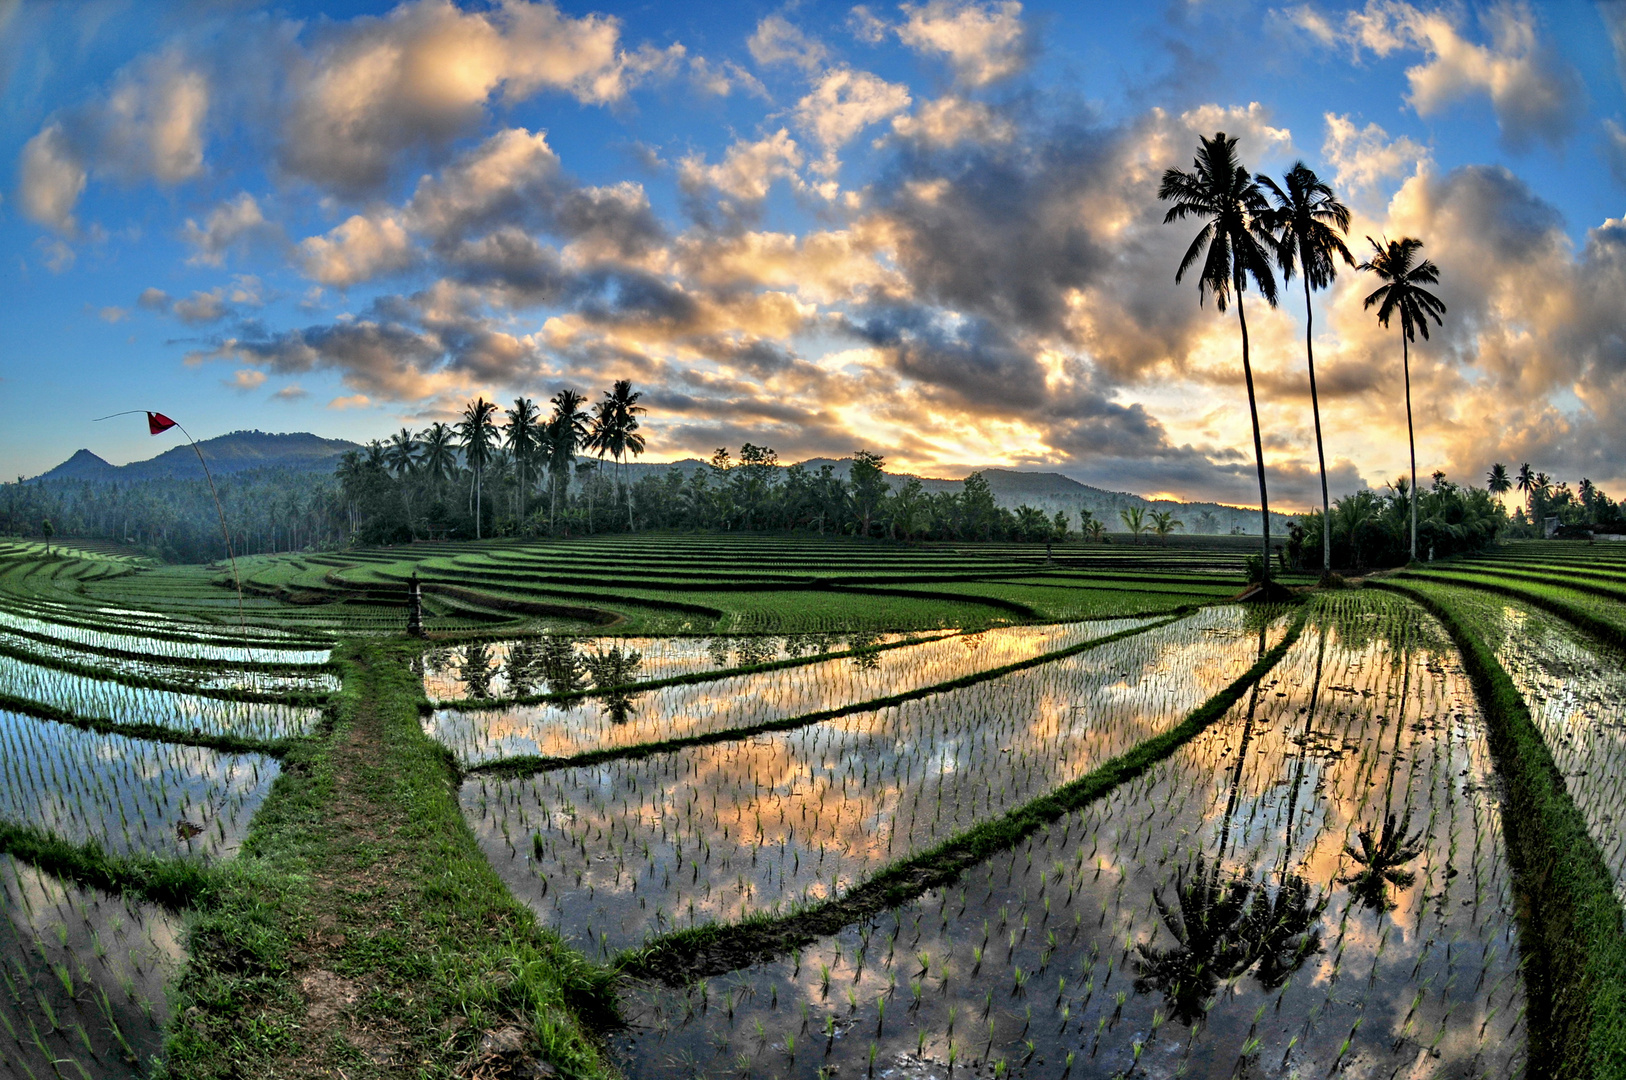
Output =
[
  {"x1": 158, "y1": 640, "x2": 617, "y2": 1079},
  {"x1": 1373, "y1": 580, "x2": 1626, "y2": 1080},
  {"x1": 615, "y1": 604, "x2": 1307, "y2": 985},
  {"x1": 469, "y1": 612, "x2": 1188, "y2": 779},
  {"x1": 0, "y1": 820, "x2": 219, "y2": 911}
]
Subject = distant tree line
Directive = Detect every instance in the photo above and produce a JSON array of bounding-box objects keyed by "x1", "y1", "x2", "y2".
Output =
[{"x1": 1, "y1": 470, "x2": 346, "y2": 563}]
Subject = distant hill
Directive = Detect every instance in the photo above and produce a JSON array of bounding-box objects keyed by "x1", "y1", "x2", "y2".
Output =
[{"x1": 32, "y1": 431, "x2": 359, "y2": 483}]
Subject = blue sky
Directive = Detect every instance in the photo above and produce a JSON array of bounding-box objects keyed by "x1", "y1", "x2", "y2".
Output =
[{"x1": 4, "y1": 0, "x2": 1626, "y2": 508}]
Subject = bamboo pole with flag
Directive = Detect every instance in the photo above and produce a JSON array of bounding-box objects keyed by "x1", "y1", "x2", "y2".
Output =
[{"x1": 92, "y1": 410, "x2": 246, "y2": 630}]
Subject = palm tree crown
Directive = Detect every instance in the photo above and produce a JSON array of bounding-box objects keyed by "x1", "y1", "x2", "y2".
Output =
[
  {"x1": 1159, "y1": 132, "x2": 1279, "y2": 311},
  {"x1": 1487, "y1": 463, "x2": 1511, "y2": 498},
  {"x1": 1358, "y1": 237, "x2": 1445, "y2": 343}
]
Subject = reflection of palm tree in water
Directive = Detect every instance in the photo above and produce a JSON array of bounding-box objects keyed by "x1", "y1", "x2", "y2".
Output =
[
  {"x1": 1342, "y1": 639, "x2": 1424, "y2": 911},
  {"x1": 503, "y1": 639, "x2": 546, "y2": 697},
  {"x1": 540, "y1": 635, "x2": 586, "y2": 695},
  {"x1": 585, "y1": 646, "x2": 643, "y2": 724},
  {"x1": 459, "y1": 642, "x2": 496, "y2": 699},
  {"x1": 1137, "y1": 614, "x2": 1325, "y2": 1021}
]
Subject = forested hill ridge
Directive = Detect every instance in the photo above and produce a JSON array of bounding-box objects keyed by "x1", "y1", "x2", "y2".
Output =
[
  {"x1": 29, "y1": 430, "x2": 358, "y2": 483},
  {"x1": 616, "y1": 457, "x2": 1292, "y2": 534}
]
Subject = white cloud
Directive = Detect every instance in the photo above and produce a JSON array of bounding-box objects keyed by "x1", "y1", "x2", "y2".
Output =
[
  {"x1": 300, "y1": 212, "x2": 416, "y2": 287},
  {"x1": 678, "y1": 130, "x2": 804, "y2": 203},
  {"x1": 279, "y1": 0, "x2": 645, "y2": 191},
  {"x1": 889, "y1": 96, "x2": 1014, "y2": 147},
  {"x1": 225, "y1": 368, "x2": 267, "y2": 391},
  {"x1": 183, "y1": 193, "x2": 279, "y2": 266},
  {"x1": 795, "y1": 68, "x2": 912, "y2": 153},
  {"x1": 98, "y1": 52, "x2": 208, "y2": 184},
  {"x1": 1310, "y1": 1, "x2": 1583, "y2": 152},
  {"x1": 99, "y1": 306, "x2": 129, "y2": 323},
  {"x1": 747, "y1": 16, "x2": 827, "y2": 73},
  {"x1": 328, "y1": 393, "x2": 373, "y2": 410},
  {"x1": 18, "y1": 124, "x2": 86, "y2": 234},
  {"x1": 173, "y1": 289, "x2": 230, "y2": 324},
  {"x1": 897, "y1": 0, "x2": 1030, "y2": 86},
  {"x1": 1321, "y1": 113, "x2": 1429, "y2": 193},
  {"x1": 272, "y1": 385, "x2": 309, "y2": 401}
]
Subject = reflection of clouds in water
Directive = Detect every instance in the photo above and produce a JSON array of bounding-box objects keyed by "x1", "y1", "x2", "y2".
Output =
[
  {"x1": 0, "y1": 710, "x2": 278, "y2": 860},
  {"x1": 430, "y1": 617, "x2": 1157, "y2": 764},
  {"x1": 465, "y1": 607, "x2": 1285, "y2": 953},
  {"x1": 601, "y1": 594, "x2": 1525, "y2": 1080}
]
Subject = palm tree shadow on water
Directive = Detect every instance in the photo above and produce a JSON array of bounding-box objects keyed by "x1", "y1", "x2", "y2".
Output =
[
  {"x1": 1340, "y1": 630, "x2": 1425, "y2": 913},
  {"x1": 1135, "y1": 612, "x2": 1329, "y2": 1025}
]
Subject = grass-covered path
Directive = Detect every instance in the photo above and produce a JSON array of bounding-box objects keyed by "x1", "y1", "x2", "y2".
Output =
[{"x1": 161, "y1": 639, "x2": 617, "y2": 1079}]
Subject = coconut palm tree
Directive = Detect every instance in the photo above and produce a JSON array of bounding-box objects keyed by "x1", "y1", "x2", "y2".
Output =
[
  {"x1": 420, "y1": 422, "x2": 458, "y2": 499},
  {"x1": 1150, "y1": 509, "x2": 1185, "y2": 543},
  {"x1": 1258, "y1": 163, "x2": 1353, "y2": 579},
  {"x1": 1119, "y1": 506, "x2": 1148, "y2": 544},
  {"x1": 1487, "y1": 462, "x2": 1511, "y2": 503},
  {"x1": 1358, "y1": 236, "x2": 1446, "y2": 563},
  {"x1": 457, "y1": 397, "x2": 499, "y2": 540},
  {"x1": 504, "y1": 398, "x2": 541, "y2": 524},
  {"x1": 545, "y1": 389, "x2": 590, "y2": 533},
  {"x1": 1160, "y1": 133, "x2": 1281, "y2": 589},
  {"x1": 606, "y1": 379, "x2": 647, "y2": 529},
  {"x1": 586, "y1": 397, "x2": 616, "y2": 533},
  {"x1": 385, "y1": 428, "x2": 420, "y2": 478},
  {"x1": 1516, "y1": 462, "x2": 1535, "y2": 509}
]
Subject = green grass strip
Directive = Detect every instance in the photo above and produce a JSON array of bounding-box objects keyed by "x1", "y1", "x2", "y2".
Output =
[
  {"x1": 1393, "y1": 568, "x2": 1626, "y2": 652},
  {"x1": 468, "y1": 611, "x2": 1191, "y2": 779},
  {"x1": 1372, "y1": 581, "x2": 1626, "y2": 1080},
  {"x1": 0, "y1": 690, "x2": 297, "y2": 757},
  {"x1": 614, "y1": 605, "x2": 1307, "y2": 985},
  {"x1": 0, "y1": 820, "x2": 220, "y2": 911}
]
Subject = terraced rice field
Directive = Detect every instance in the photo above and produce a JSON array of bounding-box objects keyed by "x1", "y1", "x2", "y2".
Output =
[{"x1": 1, "y1": 536, "x2": 1624, "y2": 1079}]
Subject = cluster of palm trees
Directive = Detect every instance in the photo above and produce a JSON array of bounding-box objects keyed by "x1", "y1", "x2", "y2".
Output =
[
  {"x1": 357, "y1": 380, "x2": 645, "y2": 539},
  {"x1": 1159, "y1": 133, "x2": 1446, "y2": 584},
  {"x1": 1486, "y1": 462, "x2": 1622, "y2": 534}
]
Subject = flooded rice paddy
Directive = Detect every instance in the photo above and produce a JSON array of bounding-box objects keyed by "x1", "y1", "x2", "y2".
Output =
[
  {"x1": 421, "y1": 633, "x2": 932, "y2": 702},
  {"x1": 0, "y1": 710, "x2": 279, "y2": 860},
  {"x1": 608, "y1": 594, "x2": 1527, "y2": 1080},
  {"x1": 430, "y1": 618, "x2": 1161, "y2": 766},
  {"x1": 465, "y1": 607, "x2": 1289, "y2": 954},
  {"x1": 0, "y1": 654, "x2": 324, "y2": 740},
  {"x1": 0, "y1": 854, "x2": 184, "y2": 1079}
]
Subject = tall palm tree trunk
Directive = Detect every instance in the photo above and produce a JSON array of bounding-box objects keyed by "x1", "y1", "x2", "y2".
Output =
[
  {"x1": 1403, "y1": 334, "x2": 1417, "y2": 562},
  {"x1": 475, "y1": 469, "x2": 482, "y2": 540},
  {"x1": 1237, "y1": 294, "x2": 1272, "y2": 586},
  {"x1": 1302, "y1": 276, "x2": 1330, "y2": 576}
]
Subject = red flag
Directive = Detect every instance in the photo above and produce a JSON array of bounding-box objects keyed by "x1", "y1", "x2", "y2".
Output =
[{"x1": 147, "y1": 412, "x2": 177, "y2": 435}]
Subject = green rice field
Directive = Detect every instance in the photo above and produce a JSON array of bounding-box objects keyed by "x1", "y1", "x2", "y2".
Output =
[{"x1": 0, "y1": 534, "x2": 1623, "y2": 1079}]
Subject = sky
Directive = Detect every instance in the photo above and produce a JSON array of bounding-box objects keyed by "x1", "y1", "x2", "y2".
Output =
[{"x1": 3, "y1": 0, "x2": 1626, "y2": 510}]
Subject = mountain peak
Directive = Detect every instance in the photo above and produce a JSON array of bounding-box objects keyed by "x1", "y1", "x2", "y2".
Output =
[{"x1": 29, "y1": 431, "x2": 359, "y2": 483}]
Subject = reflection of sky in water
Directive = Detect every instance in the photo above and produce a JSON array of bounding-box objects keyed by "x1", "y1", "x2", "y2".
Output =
[
  {"x1": 610, "y1": 593, "x2": 1524, "y2": 1080},
  {"x1": 421, "y1": 633, "x2": 928, "y2": 702},
  {"x1": 1443, "y1": 589, "x2": 1626, "y2": 904},
  {"x1": 431, "y1": 618, "x2": 1159, "y2": 764},
  {"x1": 0, "y1": 853, "x2": 184, "y2": 1080},
  {"x1": 0, "y1": 655, "x2": 322, "y2": 739},
  {"x1": 1, "y1": 630, "x2": 339, "y2": 695},
  {"x1": 0, "y1": 607, "x2": 330, "y2": 663},
  {"x1": 0, "y1": 710, "x2": 279, "y2": 860},
  {"x1": 464, "y1": 606, "x2": 1287, "y2": 954}
]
